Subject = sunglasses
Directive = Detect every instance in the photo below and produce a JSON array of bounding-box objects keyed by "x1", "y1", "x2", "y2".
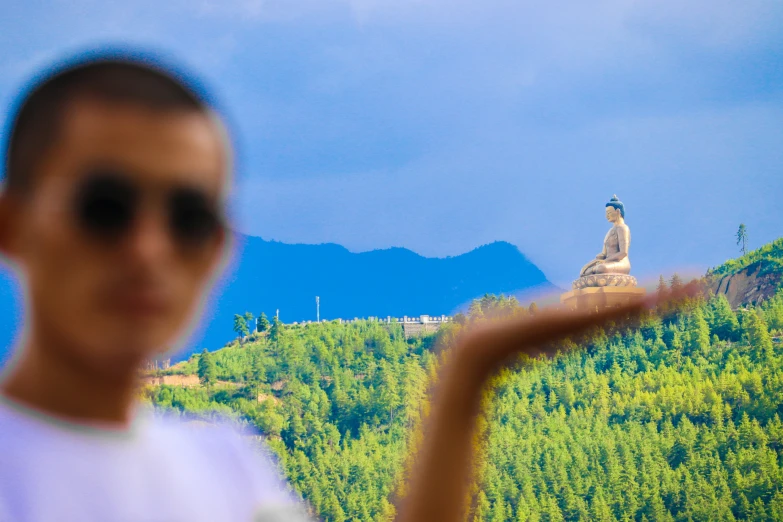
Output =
[{"x1": 72, "y1": 170, "x2": 224, "y2": 249}]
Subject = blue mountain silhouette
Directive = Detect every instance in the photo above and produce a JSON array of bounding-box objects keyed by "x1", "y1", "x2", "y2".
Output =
[{"x1": 0, "y1": 235, "x2": 553, "y2": 363}]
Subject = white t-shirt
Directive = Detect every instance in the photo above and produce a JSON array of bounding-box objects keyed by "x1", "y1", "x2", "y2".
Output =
[{"x1": 0, "y1": 398, "x2": 313, "y2": 522}]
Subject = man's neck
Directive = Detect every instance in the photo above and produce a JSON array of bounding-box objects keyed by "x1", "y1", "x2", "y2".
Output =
[{"x1": 0, "y1": 336, "x2": 139, "y2": 427}]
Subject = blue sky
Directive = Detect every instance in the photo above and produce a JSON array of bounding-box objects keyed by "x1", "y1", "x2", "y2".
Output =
[{"x1": 1, "y1": 0, "x2": 782, "y2": 288}]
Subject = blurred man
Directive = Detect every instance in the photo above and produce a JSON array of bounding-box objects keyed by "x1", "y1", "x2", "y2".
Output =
[
  {"x1": 0, "y1": 56, "x2": 311, "y2": 521},
  {"x1": 0, "y1": 52, "x2": 666, "y2": 522}
]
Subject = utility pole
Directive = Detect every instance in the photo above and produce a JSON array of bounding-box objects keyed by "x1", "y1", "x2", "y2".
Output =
[
  {"x1": 316, "y1": 296, "x2": 320, "y2": 322},
  {"x1": 276, "y1": 309, "x2": 279, "y2": 320}
]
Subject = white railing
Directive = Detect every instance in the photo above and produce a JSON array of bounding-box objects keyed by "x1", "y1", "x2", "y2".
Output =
[{"x1": 289, "y1": 315, "x2": 452, "y2": 325}]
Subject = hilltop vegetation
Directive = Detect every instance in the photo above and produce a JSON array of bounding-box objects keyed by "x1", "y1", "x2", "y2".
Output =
[
  {"x1": 144, "y1": 319, "x2": 437, "y2": 520},
  {"x1": 708, "y1": 237, "x2": 783, "y2": 308},
  {"x1": 709, "y1": 237, "x2": 783, "y2": 278},
  {"x1": 144, "y1": 247, "x2": 783, "y2": 521}
]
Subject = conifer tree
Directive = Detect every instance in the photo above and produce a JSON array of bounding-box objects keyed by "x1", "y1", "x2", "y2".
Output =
[
  {"x1": 474, "y1": 491, "x2": 491, "y2": 521},
  {"x1": 233, "y1": 314, "x2": 249, "y2": 344},
  {"x1": 685, "y1": 307, "x2": 710, "y2": 356},
  {"x1": 670, "y1": 273, "x2": 684, "y2": 294},
  {"x1": 762, "y1": 294, "x2": 783, "y2": 332},
  {"x1": 468, "y1": 300, "x2": 485, "y2": 321},
  {"x1": 197, "y1": 348, "x2": 216, "y2": 388},
  {"x1": 270, "y1": 315, "x2": 282, "y2": 344},
  {"x1": 243, "y1": 311, "x2": 254, "y2": 333},
  {"x1": 708, "y1": 294, "x2": 740, "y2": 341},
  {"x1": 257, "y1": 312, "x2": 270, "y2": 332},
  {"x1": 769, "y1": 490, "x2": 783, "y2": 520},
  {"x1": 741, "y1": 309, "x2": 773, "y2": 356},
  {"x1": 656, "y1": 275, "x2": 668, "y2": 298},
  {"x1": 736, "y1": 223, "x2": 748, "y2": 255}
]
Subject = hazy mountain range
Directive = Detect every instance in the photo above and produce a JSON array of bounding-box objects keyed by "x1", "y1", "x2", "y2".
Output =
[{"x1": 0, "y1": 235, "x2": 554, "y2": 362}]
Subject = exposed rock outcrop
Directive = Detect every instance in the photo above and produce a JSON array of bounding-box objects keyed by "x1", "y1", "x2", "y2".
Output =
[{"x1": 710, "y1": 260, "x2": 782, "y2": 309}]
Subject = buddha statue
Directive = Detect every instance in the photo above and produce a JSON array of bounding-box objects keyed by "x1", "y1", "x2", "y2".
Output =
[{"x1": 573, "y1": 195, "x2": 637, "y2": 290}]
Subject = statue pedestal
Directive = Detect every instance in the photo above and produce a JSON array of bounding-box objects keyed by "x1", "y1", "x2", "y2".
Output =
[{"x1": 560, "y1": 286, "x2": 646, "y2": 312}]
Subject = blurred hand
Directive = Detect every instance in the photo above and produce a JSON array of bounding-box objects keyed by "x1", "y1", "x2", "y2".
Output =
[
  {"x1": 453, "y1": 294, "x2": 655, "y2": 380},
  {"x1": 397, "y1": 285, "x2": 698, "y2": 522}
]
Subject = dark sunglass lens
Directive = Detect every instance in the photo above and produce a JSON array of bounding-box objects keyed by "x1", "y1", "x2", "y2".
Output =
[
  {"x1": 168, "y1": 189, "x2": 221, "y2": 247},
  {"x1": 76, "y1": 174, "x2": 137, "y2": 240}
]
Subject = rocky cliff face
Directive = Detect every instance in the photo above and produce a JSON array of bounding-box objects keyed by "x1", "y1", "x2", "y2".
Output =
[{"x1": 710, "y1": 260, "x2": 782, "y2": 308}]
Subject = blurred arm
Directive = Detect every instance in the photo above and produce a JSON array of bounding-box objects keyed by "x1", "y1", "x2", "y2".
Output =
[{"x1": 395, "y1": 300, "x2": 654, "y2": 522}]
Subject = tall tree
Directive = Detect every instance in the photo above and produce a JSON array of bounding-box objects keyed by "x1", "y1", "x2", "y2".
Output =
[
  {"x1": 736, "y1": 223, "x2": 748, "y2": 255},
  {"x1": 762, "y1": 295, "x2": 783, "y2": 331},
  {"x1": 685, "y1": 307, "x2": 711, "y2": 356},
  {"x1": 250, "y1": 350, "x2": 267, "y2": 399},
  {"x1": 670, "y1": 273, "x2": 684, "y2": 294},
  {"x1": 468, "y1": 300, "x2": 485, "y2": 321},
  {"x1": 244, "y1": 311, "x2": 255, "y2": 333},
  {"x1": 656, "y1": 275, "x2": 669, "y2": 299},
  {"x1": 257, "y1": 312, "x2": 270, "y2": 332},
  {"x1": 270, "y1": 314, "x2": 283, "y2": 344},
  {"x1": 742, "y1": 308, "x2": 773, "y2": 356},
  {"x1": 709, "y1": 294, "x2": 740, "y2": 341},
  {"x1": 233, "y1": 314, "x2": 249, "y2": 344},
  {"x1": 197, "y1": 349, "x2": 216, "y2": 388},
  {"x1": 655, "y1": 275, "x2": 671, "y2": 316}
]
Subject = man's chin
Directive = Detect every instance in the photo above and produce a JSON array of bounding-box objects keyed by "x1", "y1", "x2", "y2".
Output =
[{"x1": 86, "y1": 330, "x2": 173, "y2": 369}]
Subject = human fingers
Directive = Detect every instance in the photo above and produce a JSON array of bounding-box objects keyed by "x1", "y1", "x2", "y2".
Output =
[{"x1": 458, "y1": 286, "x2": 696, "y2": 376}]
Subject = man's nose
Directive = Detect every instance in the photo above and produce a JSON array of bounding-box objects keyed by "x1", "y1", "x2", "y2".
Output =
[{"x1": 126, "y1": 207, "x2": 174, "y2": 263}]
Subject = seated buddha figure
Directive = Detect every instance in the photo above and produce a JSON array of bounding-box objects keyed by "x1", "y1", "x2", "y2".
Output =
[{"x1": 580, "y1": 195, "x2": 631, "y2": 277}]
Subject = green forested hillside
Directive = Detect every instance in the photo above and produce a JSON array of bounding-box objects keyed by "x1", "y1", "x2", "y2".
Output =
[
  {"x1": 470, "y1": 291, "x2": 783, "y2": 521},
  {"x1": 144, "y1": 320, "x2": 437, "y2": 520},
  {"x1": 144, "y1": 261, "x2": 783, "y2": 521}
]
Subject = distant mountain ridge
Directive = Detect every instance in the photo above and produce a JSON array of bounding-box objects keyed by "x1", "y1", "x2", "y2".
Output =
[
  {"x1": 195, "y1": 235, "x2": 554, "y2": 352},
  {"x1": 0, "y1": 235, "x2": 554, "y2": 363}
]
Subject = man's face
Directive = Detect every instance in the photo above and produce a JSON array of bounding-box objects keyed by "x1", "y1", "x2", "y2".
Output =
[
  {"x1": 605, "y1": 206, "x2": 617, "y2": 222},
  {"x1": 5, "y1": 99, "x2": 227, "y2": 374}
]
